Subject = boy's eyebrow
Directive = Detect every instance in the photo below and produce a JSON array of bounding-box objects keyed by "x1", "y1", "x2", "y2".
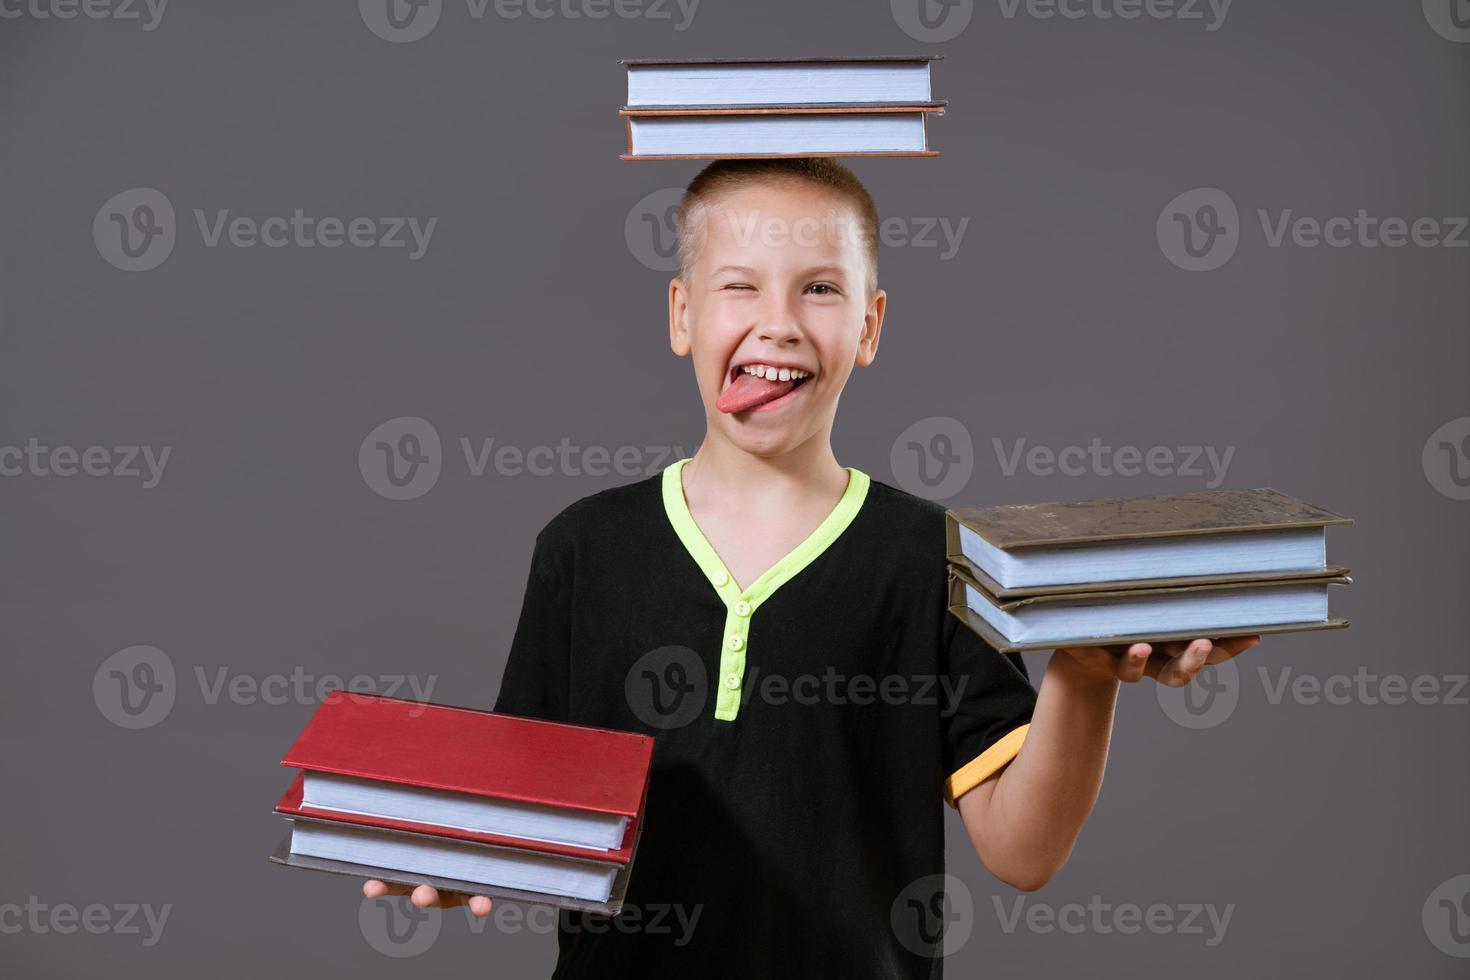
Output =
[{"x1": 710, "y1": 264, "x2": 850, "y2": 279}]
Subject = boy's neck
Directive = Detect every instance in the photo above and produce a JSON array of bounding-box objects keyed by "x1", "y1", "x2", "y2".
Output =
[{"x1": 682, "y1": 435, "x2": 848, "y2": 509}]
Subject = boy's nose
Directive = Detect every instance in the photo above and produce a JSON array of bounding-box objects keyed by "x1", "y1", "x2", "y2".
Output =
[{"x1": 756, "y1": 299, "x2": 802, "y2": 344}]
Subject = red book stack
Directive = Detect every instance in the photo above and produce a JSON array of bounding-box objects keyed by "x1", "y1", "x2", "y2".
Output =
[{"x1": 267, "y1": 692, "x2": 655, "y2": 915}]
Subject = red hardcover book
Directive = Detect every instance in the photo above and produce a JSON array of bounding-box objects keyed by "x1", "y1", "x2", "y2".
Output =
[{"x1": 267, "y1": 692, "x2": 655, "y2": 915}]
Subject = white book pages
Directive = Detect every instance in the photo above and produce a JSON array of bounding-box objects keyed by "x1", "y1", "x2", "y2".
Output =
[
  {"x1": 963, "y1": 581, "x2": 1331, "y2": 645},
  {"x1": 626, "y1": 61, "x2": 931, "y2": 107},
  {"x1": 628, "y1": 113, "x2": 928, "y2": 157},
  {"x1": 302, "y1": 772, "x2": 627, "y2": 851},
  {"x1": 290, "y1": 821, "x2": 618, "y2": 902},
  {"x1": 959, "y1": 524, "x2": 1327, "y2": 590}
]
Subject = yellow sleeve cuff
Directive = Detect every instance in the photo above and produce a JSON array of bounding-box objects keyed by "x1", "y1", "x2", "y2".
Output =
[{"x1": 943, "y1": 723, "x2": 1030, "y2": 809}]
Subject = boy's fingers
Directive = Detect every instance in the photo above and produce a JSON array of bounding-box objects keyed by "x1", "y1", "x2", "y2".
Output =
[
  {"x1": 1117, "y1": 643, "x2": 1151, "y2": 683},
  {"x1": 1158, "y1": 639, "x2": 1213, "y2": 687},
  {"x1": 1209, "y1": 634, "x2": 1261, "y2": 661},
  {"x1": 362, "y1": 880, "x2": 491, "y2": 916},
  {"x1": 363, "y1": 879, "x2": 413, "y2": 899}
]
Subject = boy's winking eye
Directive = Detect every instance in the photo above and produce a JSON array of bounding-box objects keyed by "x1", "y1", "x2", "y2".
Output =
[{"x1": 707, "y1": 265, "x2": 853, "y2": 298}]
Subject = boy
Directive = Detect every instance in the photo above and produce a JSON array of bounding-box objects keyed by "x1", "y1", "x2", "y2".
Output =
[{"x1": 363, "y1": 158, "x2": 1260, "y2": 977}]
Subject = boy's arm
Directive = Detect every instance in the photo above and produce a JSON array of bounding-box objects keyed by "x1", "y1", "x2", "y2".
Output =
[{"x1": 956, "y1": 637, "x2": 1259, "y2": 892}]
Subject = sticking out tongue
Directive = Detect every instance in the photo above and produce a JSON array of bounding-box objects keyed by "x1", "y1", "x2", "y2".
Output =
[{"x1": 717, "y1": 372, "x2": 796, "y2": 414}]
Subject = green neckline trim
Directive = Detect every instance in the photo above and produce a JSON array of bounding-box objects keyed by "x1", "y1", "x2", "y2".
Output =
[{"x1": 661, "y1": 457, "x2": 870, "y2": 611}]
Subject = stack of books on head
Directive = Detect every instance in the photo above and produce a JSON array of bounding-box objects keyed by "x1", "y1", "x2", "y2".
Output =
[
  {"x1": 618, "y1": 56, "x2": 946, "y2": 159},
  {"x1": 945, "y1": 488, "x2": 1354, "y2": 652},
  {"x1": 268, "y1": 692, "x2": 654, "y2": 915}
]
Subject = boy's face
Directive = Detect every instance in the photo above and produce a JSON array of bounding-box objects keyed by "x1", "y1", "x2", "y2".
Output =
[{"x1": 668, "y1": 180, "x2": 885, "y2": 459}]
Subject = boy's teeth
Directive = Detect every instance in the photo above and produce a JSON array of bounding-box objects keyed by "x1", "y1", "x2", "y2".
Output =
[{"x1": 739, "y1": 364, "x2": 809, "y2": 381}]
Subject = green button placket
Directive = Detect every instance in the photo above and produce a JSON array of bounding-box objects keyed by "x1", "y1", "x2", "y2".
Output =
[{"x1": 662, "y1": 458, "x2": 870, "y2": 723}]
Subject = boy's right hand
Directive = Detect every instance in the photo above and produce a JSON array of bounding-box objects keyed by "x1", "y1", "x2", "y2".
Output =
[{"x1": 362, "y1": 878, "x2": 494, "y2": 917}]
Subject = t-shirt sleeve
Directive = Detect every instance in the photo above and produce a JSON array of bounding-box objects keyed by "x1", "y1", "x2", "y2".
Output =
[
  {"x1": 492, "y1": 526, "x2": 573, "y2": 724},
  {"x1": 939, "y1": 609, "x2": 1037, "y2": 808}
]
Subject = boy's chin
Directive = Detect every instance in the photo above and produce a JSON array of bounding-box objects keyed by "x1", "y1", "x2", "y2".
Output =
[{"x1": 710, "y1": 413, "x2": 822, "y2": 458}]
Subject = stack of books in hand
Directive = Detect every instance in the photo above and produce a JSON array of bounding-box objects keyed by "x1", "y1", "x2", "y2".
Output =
[
  {"x1": 618, "y1": 56, "x2": 946, "y2": 159},
  {"x1": 945, "y1": 488, "x2": 1353, "y2": 652},
  {"x1": 268, "y1": 693, "x2": 654, "y2": 915}
]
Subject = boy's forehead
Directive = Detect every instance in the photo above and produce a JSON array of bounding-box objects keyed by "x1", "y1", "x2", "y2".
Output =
[{"x1": 695, "y1": 184, "x2": 865, "y2": 270}]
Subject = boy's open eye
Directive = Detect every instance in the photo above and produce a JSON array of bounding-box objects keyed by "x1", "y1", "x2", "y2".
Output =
[{"x1": 805, "y1": 282, "x2": 840, "y2": 296}]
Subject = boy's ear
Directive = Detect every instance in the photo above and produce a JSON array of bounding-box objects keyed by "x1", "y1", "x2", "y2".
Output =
[
  {"x1": 669, "y1": 277, "x2": 691, "y2": 357},
  {"x1": 855, "y1": 287, "x2": 886, "y2": 368}
]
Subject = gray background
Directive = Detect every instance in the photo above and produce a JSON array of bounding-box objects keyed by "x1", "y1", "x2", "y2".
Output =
[{"x1": 2, "y1": 0, "x2": 1468, "y2": 976}]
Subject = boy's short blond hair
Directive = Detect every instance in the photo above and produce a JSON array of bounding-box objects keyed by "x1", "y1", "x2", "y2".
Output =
[{"x1": 675, "y1": 158, "x2": 881, "y2": 298}]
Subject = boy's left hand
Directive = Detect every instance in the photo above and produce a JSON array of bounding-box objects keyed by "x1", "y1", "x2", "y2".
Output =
[{"x1": 1055, "y1": 635, "x2": 1262, "y2": 687}]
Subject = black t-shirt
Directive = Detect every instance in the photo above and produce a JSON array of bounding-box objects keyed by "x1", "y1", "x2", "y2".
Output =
[{"x1": 493, "y1": 459, "x2": 1037, "y2": 979}]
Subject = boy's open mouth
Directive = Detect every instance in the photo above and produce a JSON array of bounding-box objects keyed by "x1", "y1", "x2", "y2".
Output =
[{"x1": 717, "y1": 362, "x2": 814, "y2": 414}]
